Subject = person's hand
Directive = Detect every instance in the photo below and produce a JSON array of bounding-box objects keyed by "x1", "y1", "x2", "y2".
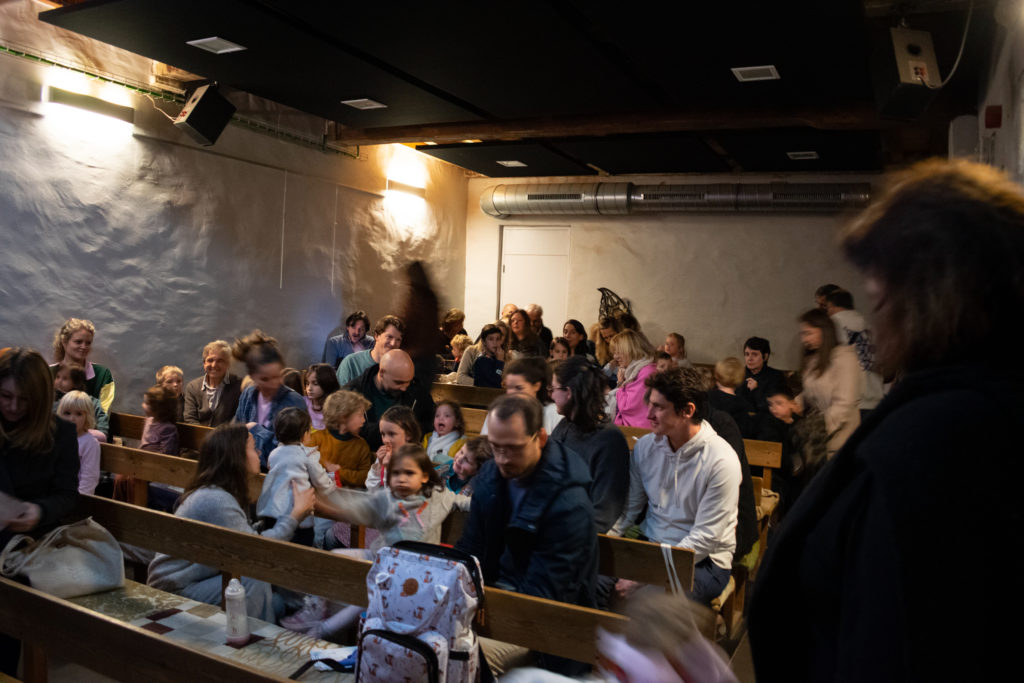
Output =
[
  {"x1": 290, "y1": 481, "x2": 316, "y2": 520},
  {"x1": 614, "y1": 579, "x2": 641, "y2": 600},
  {"x1": 8, "y1": 503, "x2": 42, "y2": 532},
  {"x1": 324, "y1": 462, "x2": 340, "y2": 474},
  {"x1": 245, "y1": 421, "x2": 257, "y2": 430},
  {"x1": 376, "y1": 445, "x2": 392, "y2": 467},
  {"x1": 495, "y1": 347, "x2": 505, "y2": 361},
  {"x1": 745, "y1": 377, "x2": 758, "y2": 391},
  {"x1": 617, "y1": 367, "x2": 627, "y2": 384}
]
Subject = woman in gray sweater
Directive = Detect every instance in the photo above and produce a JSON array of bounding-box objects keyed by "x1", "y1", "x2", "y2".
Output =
[{"x1": 148, "y1": 424, "x2": 314, "y2": 621}]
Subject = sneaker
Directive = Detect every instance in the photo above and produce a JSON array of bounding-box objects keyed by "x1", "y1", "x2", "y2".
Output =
[{"x1": 280, "y1": 595, "x2": 327, "y2": 632}]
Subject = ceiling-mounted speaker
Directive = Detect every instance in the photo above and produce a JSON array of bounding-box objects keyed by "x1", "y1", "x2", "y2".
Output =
[
  {"x1": 871, "y1": 27, "x2": 941, "y2": 119},
  {"x1": 174, "y1": 84, "x2": 236, "y2": 146}
]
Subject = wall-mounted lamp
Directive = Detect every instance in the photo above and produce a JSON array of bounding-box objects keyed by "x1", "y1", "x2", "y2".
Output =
[
  {"x1": 46, "y1": 86, "x2": 134, "y2": 123},
  {"x1": 386, "y1": 178, "x2": 426, "y2": 198}
]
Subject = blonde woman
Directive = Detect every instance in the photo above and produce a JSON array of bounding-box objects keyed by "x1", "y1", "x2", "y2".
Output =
[{"x1": 608, "y1": 330, "x2": 657, "y2": 427}]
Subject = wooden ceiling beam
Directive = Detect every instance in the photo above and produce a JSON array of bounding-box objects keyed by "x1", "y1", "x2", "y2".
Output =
[{"x1": 330, "y1": 103, "x2": 906, "y2": 146}]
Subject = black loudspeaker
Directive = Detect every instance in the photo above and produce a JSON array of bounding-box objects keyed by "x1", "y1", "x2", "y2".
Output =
[{"x1": 174, "y1": 84, "x2": 236, "y2": 146}]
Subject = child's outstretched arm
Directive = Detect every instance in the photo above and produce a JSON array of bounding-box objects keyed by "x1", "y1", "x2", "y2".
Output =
[
  {"x1": 318, "y1": 487, "x2": 393, "y2": 529},
  {"x1": 304, "y1": 450, "x2": 337, "y2": 495}
]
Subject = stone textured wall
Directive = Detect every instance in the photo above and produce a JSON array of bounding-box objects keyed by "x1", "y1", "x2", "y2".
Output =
[
  {"x1": 464, "y1": 175, "x2": 873, "y2": 371},
  {"x1": 0, "y1": 1, "x2": 467, "y2": 411}
]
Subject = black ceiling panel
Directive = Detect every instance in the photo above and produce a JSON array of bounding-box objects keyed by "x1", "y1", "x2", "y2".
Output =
[
  {"x1": 39, "y1": 0, "x2": 986, "y2": 175},
  {"x1": 417, "y1": 142, "x2": 596, "y2": 178},
  {"x1": 714, "y1": 129, "x2": 884, "y2": 172},
  {"x1": 552, "y1": 134, "x2": 732, "y2": 174},
  {"x1": 40, "y1": 0, "x2": 483, "y2": 127},
  {"x1": 260, "y1": 1, "x2": 664, "y2": 119}
]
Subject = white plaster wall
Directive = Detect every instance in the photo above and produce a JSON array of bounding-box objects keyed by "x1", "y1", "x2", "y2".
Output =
[
  {"x1": 464, "y1": 174, "x2": 873, "y2": 371},
  {"x1": 0, "y1": 0, "x2": 467, "y2": 411}
]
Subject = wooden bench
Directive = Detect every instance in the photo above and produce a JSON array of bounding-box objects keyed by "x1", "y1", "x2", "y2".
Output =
[
  {"x1": 101, "y1": 441, "x2": 697, "y2": 597},
  {"x1": 430, "y1": 383, "x2": 504, "y2": 409},
  {"x1": 75, "y1": 495, "x2": 626, "y2": 663},
  {"x1": 109, "y1": 412, "x2": 214, "y2": 452},
  {"x1": 0, "y1": 577, "x2": 298, "y2": 683}
]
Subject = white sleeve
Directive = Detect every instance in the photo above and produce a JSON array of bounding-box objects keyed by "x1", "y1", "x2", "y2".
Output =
[
  {"x1": 305, "y1": 452, "x2": 337, "y2": 495},
  {"x1": 676, "y1": 448, "x2": 741, "y2": 562}
]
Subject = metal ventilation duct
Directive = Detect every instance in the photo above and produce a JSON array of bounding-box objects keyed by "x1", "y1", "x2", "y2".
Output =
[{"x1": 480, "y1": 182, "x2": 871, "y2": 218}]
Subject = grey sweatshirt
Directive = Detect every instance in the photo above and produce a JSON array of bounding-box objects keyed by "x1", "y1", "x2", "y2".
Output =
[{"x1": 148, "y1": 486, "x2": 298, "y2": 591}]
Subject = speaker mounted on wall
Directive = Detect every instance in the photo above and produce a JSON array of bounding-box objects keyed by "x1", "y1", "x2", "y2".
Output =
[{"x1": 173, "y1": 84, "x2": 236, "y2": 146}]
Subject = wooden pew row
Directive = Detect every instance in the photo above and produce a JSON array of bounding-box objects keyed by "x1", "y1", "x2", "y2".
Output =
[
  {"x1": 0, "y1": 578, "x2": 283, "y2": 683},
  {"x1": 430, "y1": 383, "x2": 504, "y2": 409},
  {"x1": 100, "y1": 442, "x2": 696, "y2": 593},
  {"x1": 109, "y1": 412, "x2": 214, "y2": 452},
  {"x1": 78, "y1": 495, "x2": 627, "y2": 663}
]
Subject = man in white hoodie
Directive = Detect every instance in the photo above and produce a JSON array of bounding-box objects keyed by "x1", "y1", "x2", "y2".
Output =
[
  {"x1": 609, "y1": 366, "x2": 742, "y2": 606},
  {"x1": 825, "y1": 289, "x2": 885, "y2": 414}
]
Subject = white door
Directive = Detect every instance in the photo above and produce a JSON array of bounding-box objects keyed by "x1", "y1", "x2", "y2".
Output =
[{"x1": 499, "y1": 226, "x2": 570, "y2": 332}]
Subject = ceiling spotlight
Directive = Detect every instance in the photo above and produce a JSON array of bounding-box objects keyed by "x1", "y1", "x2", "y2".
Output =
[
  {"x1": 731, "y1": 65, "x2": 780, "y2": 82},
  {"x1": 496, "y1": 160, "x2": 527, "y2": 167},
  {"x1": 341, "y1": 98, "x2": 388, "y2": 110},
  {"x1": 185, "y1": 37, "x2": 247, "y2": 54},
  {"x1": 786, "y1": 150, "x2": 820, "y2": 160}
]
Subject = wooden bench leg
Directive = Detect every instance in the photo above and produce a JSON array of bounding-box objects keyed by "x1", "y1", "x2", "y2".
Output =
[{"x1": 21, "y1": 642, "x2": 47, "y2": 683}]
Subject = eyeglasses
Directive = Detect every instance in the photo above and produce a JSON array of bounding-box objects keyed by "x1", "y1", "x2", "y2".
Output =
[{"x1": 488, "y1": 433, "x2": 537, "y2": 455}]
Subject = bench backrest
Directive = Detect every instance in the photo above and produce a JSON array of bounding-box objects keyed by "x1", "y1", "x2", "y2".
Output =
[
  {"x1": 742, "y1": 439, "x2": 783, "y2": 488},
  {"x1": 77, "y1": 495, "x2": 625, "y2": 663},
  {"x1": 430, "y1": 383, "x2": 504, "y2": 409},
  {"x1": 0, "y1": 577, "x2": 286, "y2": 682},
  {"x1": 110, "y1": 411, "x2": 214, "y2": 452},
  {"x1": 101, "y1": 443, "x2": 695, "y2": 592}
]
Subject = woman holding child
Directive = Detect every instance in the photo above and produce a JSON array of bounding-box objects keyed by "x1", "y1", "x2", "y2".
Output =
[
  {"x1": 148, "y1": 423, "x2": 314, "y2": 621},
  {"x1": 50, "y1": 318, "x2": 115, "y2": 413}
]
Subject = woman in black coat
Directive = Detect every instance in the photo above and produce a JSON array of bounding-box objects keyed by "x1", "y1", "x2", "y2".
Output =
[{"x1": 748, "y1": 160, "x2": 1024, "y2": 682}]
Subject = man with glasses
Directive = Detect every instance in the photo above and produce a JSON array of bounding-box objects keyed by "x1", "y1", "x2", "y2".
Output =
[{"x1": 456, "y1": 393, "x2": 597, "y2": 675}]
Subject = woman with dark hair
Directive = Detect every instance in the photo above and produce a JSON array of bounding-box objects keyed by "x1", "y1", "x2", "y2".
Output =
[
  {"x1": 232, "y1": 331, "x2": 307, "y2": 470},
  {"x1": 508, "y1": 308, "x2": 544, "y2": 356},
  {"x1": 749, "y1": 160, "x2": 1024, "y2": 682},
  {"x1": 795, "y1": 308, "x2": 861, "y2": 457},
  {"x1": 562, "y1": 319, "x2": 596, "y2": 361},
  {"x1": 481, "y1": 356, "x2": 564, "y2": 435},
  {"x1": 1, "y1": 347, "x2": 79, "y2": 675},
  {"x1": 148, "y1": 423, "x2": 314, "y2": 621},
  {"x1": 548, "y1": 356, "x2": 630, "y2": 534}
]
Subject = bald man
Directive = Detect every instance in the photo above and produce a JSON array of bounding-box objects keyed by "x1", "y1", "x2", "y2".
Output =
[{"x1": 344, "y1": 348, "x2": 435, "y2": 451}]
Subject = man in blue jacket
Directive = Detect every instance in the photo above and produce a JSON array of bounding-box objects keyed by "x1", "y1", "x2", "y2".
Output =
[{"x1": 456, "y1": 393, "x2": 597, "y2": 675}]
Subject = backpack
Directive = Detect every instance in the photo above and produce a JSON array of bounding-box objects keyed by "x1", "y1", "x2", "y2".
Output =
[{"x1": 357, "y1": 541, "x2": 484, "y2": 682}]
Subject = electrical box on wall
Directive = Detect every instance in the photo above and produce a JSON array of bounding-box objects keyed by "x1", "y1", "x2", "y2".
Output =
[{"x1": 871, "y1": 27, "x2": 941, "y2": 119}]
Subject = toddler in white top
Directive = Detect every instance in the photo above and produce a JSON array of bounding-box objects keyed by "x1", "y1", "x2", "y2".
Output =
[
  {"x1": 256, "y1": 407, "x2": 336, "y2": 545},
  {"x1": 421, "y1": 400, "x2": 466, "y2": 468}
]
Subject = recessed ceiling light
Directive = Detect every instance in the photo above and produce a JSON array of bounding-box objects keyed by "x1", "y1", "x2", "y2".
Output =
[
  {"x1": 422, "y1": 141, "x2": 438, "y2": 145},
  {"x1": 461, "y1": 139, "x2": 482, "y2": 144},
  {"x1": 185, "y1": 37, "x2": 247, "y2": 55},
  {"x1": 341, "y1": 98, "x2": 387, "y2": 110},
  {"x1": 496, "y1": 160, "x2": 527, "y2": 167},
  {"x1": 731, "y1": 65, "x2": 780, "y2": 82},
  {"x1": 786, "y1": 150, "x2": 820, "y2": 160}
]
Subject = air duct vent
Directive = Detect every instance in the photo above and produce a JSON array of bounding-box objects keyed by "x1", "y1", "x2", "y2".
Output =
[
  {"x1": 731, "y1": 65, "x2": 781, "y2": 82},
  {"x1": 527, "y1": 193, "x2": 583, "y2": 201},
  {"x1": 480, "y1": 182, "x2": 870, "y2": 218}
]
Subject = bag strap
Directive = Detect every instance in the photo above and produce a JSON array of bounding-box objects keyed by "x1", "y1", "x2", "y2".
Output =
[
  {"x1": 0, "y1": 533, "x2": 32, "y2": 577},
  {"x1": 0, "y1": 518, "x2": 80, "y2": 577},
  {"x1": 660, "y1": 542, "x2": 684, "y2": 596}
]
